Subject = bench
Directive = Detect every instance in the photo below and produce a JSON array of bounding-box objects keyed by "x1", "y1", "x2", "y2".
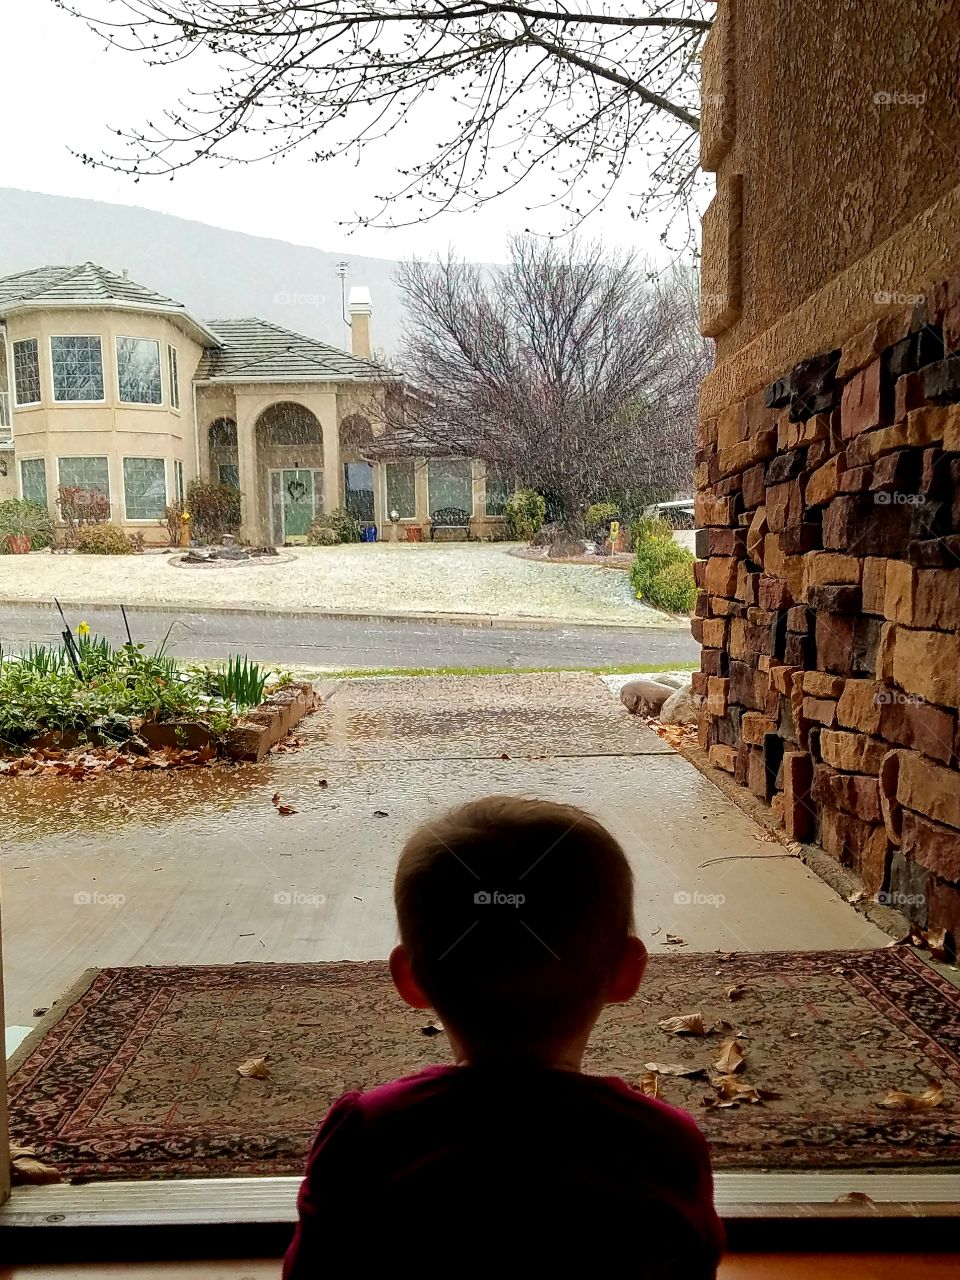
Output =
[{"x1": 429, "y1": 507, "x2": 472, "y2": 540}]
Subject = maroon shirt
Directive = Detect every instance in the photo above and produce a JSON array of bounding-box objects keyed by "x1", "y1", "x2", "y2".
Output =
[{"x1": 284, "y1": 1064, "x2": 724, "y2": 1275}]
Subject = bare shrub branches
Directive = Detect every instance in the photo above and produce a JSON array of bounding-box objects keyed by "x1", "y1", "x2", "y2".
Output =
[{"x1": 393, "y1": 237, "x2": 708, "y2": 521}]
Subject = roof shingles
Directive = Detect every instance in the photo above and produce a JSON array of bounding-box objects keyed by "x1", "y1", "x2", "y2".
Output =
[
  {"x1": 0, "y1": 262, "x2": 187, "y2": 310},
  {"x1": 196, "y1": 317, "x2": 391, "y2": 383}
]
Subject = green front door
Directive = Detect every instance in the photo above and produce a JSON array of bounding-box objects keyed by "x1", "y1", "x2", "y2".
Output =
[{"x1": 282, "y1": 469, "x2": 314, "y2": 539}]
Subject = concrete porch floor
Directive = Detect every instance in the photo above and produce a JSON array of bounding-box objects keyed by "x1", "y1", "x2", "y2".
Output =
[{"x1": 1, "y1": 673, "x2": 888, "y2": 1028}]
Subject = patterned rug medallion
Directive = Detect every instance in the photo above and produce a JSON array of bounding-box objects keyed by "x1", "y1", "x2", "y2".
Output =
[{"x1": 7, "y1": 951, "x2": 960, "y2": 1182}]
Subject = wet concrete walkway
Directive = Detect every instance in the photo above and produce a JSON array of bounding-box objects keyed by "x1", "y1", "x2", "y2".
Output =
[{"x1": 1, "y1": 674, "x2": 887, "y2": 1025}]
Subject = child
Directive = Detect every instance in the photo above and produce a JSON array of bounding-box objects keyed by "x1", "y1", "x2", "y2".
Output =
[{"x1": 284, "y1": 796, "x2": 724, "y2": 1275}]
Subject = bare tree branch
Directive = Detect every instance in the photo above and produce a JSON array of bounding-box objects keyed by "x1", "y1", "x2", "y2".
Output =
[{"x1": 58, "y1": 0, "x2": 710, "y2": 235}]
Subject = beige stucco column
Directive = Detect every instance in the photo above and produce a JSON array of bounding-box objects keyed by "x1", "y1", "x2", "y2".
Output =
[
  {"x1": 314, "y1": 391, "x2": 340, "y2": 514},
  {"x1": 236, "y1": 399, "x2": 262, "y2": 545},
  {"x1": 414, "y1": 459, "x2": 430, "y2": 522}
]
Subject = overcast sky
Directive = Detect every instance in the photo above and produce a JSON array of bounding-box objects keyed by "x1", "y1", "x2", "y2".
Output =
[{"x1": 2, "y1": 2, "x2": 687, "y2": 264}]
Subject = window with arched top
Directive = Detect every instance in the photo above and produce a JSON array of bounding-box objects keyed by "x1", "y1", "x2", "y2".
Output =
[{"x1": 255, "y1": 402, "x2": 322, "y2": 447}]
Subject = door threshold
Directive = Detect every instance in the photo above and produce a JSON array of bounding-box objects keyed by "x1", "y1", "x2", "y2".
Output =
[{"x1": 1, "y1": 1171, "x2": 958, "y2": 1229}]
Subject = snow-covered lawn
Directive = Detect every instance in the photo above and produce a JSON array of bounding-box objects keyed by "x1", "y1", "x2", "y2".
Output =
[{"x1": 0, "y1": 542, "x2": 679, "y2": 626}]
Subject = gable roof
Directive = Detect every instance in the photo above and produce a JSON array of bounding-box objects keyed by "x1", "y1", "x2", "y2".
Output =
[
  {"x1": 195, "y1": 316, "x2": 394, "y2": 384},
  {"x1": 0, "y1": 262, "x2": 220, "y2": 345}
]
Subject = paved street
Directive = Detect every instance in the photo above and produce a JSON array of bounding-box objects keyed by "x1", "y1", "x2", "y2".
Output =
[{"x1": 0, "y1": 602, "x2": 698, "y2": 669}]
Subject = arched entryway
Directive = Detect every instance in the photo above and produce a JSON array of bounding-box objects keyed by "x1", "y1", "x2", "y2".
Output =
[
  {"x1": 255, "y1": 401, "x2": 325, "y2": 544},
  {"x1": 207, "y1": 418, "x2": 239, "y2": 490}
]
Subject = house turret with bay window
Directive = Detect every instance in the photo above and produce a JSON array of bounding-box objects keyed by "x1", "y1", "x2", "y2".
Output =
[{"x1": 0, "y1": 263, "x2": 506, "y2": 544}]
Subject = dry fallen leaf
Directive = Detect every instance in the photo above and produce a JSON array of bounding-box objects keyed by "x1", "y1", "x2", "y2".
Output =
[
  {"x1": 663, "y1": 933, "x2": 686, "y2": 946},
  {"x1": 878, "y1": 1083, "x2": 944, "y2": 1111},
  {"x1": 714, "y1": 1038, "x2": 745, "y2": 1074},
  {"x1": 237, "y1": 1055, "x2": 271, "y2": 1079},
  {"x1": 846, "y1": 888, "x2": 867, "y2": 905},
  {"x1": 658, "y1": 1012, "x2": 706, "y2": 1036},
  {"x1": 643, "y1": 1062, "x2": 707, "y2": 1078},
  {"x1": 703, "y1": 1075, "x2": 781, "y2": 1108},
  {"x1": 639, "y1": 1072, "x2": 659, "y2": 1098},
  {"x1": 726, "y1": 983, "x2": 749, "y2": 1001},
  {"x1": 11, "y1": 1154, "x2": 62, "y2": 1186},
  {"x1": 923, "y1": 929, "x2": 951, "y2": 963},
  {"x1": 318, "y1": 778, "x2": 328, "y2": 788},
  {"x1": 834, "y1": 1191, "x2": 876, "y2": 1206},
  {"x1": 277, "y1": 805, "x2": 297, "y2": 817},
  {"x1": 420, "y1": 1021, "x2": 444, "y2": 1036},
  {"x1": 373, "y1": 809, "x2": 389, "y2": 818},
  {"x1": 271, "y1": 792, "x2": 281, "y2": 806}
]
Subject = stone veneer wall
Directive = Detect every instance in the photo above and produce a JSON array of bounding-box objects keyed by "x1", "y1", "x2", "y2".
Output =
[{"x1": 692, "y1": 280, "x2": 960, "y2": 942}]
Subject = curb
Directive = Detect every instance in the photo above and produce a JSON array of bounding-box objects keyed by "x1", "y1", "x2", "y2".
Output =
[{"x1": 0, "y1": 597, "x2": 688, "y2": 633}]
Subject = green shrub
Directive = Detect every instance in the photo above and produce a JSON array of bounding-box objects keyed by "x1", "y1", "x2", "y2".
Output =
[
  {"x1": 307, "y1": 522, "x2": 338, "y2": 546},
  {"x1": 186, "y1": 481, "x2": 242, "y2": 543},
  {"x1": 307, "y1": 508, "x2": 362, "y2": 545},
  {"x1": 503, "y1": 489, "x2": 546, "y2": 541},
  {"x1": 630, "y1": 514, "x2": 674, "y2": 546},
  {"x1": 0, "y1": 499, "x2": 54, "y2": 551},
  {"x1": 75, "y1": 525, "x2": 135, "y2": 555},
  {"x1": 646, "y1": 556, "x2": 697, "y2": 614},
  {"x1": 584, "y1": 502, "x2": 621, "y2": 540}
]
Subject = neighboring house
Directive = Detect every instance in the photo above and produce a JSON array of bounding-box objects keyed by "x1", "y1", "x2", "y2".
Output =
[{"x1": 0, "y1": 264, "x2": 506, "y2": 545}]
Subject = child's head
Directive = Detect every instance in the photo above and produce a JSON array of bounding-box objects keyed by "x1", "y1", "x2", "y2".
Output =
[{"x1": 391, "y1": 796, "x2": 645, "y2": 1056}]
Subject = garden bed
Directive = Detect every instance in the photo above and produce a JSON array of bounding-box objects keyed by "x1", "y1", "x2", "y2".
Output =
[{"x1": 0, "y1": 634, "x2": 317, "y2": 778}]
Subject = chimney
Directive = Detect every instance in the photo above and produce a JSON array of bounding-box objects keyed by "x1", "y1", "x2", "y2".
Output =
[{"x1": 348, "y1": 286, "x2": 373, "y2": 359}]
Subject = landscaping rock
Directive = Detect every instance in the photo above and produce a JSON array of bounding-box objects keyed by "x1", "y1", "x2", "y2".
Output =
[
  {"x1": 620, "y1": 678, "x2": 674, "y2": 716},
  {"x1": 659, "y1": 685, "x2": 699, "y2": 725}
]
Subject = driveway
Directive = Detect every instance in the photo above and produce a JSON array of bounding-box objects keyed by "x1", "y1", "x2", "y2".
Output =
[
  {"x1": 0, "y1": 543, "x2": 676, "y2": 626},
  {"x1": 2, "y1": 673, "x2": 886, "y2": 1026}
]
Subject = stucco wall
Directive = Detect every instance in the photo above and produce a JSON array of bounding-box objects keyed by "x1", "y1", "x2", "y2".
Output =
[
  {"x1": 4, "y1": 307, "x2": 204, "y2": 536},
  {"x1": 700, "y1": 0, "x2": 960, "y2": 423}
]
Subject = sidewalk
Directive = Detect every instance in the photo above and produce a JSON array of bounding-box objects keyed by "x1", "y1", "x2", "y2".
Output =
[{"x1": 0, "y1": 543, "x2": 679, "y2": 627}]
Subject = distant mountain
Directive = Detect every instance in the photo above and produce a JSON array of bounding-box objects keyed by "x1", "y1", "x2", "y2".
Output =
[{"x1": 0, "y1": 188, "x2": 415, "y2": 355}]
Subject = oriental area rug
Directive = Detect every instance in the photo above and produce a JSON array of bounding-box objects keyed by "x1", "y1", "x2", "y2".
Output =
[{"x1": 7, "y1": 950, "x2": 960, "y2": 1182}]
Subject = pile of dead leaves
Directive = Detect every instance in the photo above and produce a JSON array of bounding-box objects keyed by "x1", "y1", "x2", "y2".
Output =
[
  {"x1": 640, "y1": 715, "x2": 698, "y2": 752},
  {"x1": 0, "y1": 742, "x2": 217, "y2": 780},
  {"x1": 645, "y1": 1008, "x2": 782, "y2": 1111}
]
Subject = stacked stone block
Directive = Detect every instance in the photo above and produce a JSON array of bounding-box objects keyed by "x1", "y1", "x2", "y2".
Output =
[{"x1": 694, "y1": 275, "x2": 960, "y2": 943}]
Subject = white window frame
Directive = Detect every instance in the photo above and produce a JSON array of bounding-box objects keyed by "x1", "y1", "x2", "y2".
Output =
[
  {"x1": 18, "y1": 456, "x2": 48, "y2": 508},
  {"x1": 167, "y1": 343, "x2": 180, "y2": 411},
  {"x1": 116, "y1": 335, "x2": 163, "y2": 406},
  {"x1": 49, "y1": 335, "x2": 105, "y2": 405},
  {"x1": 174, "y1": 459, "x2": 185, "y2": 503},
  {"x1": 122, "y1": 456, "x2": 169, "y2": 523},
  {"x1": 12, "y1": 338, "x2": 41, "y2": 407},
  {"x1": 56, "y1": 456, "x2": 112, "y2": 511}
]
